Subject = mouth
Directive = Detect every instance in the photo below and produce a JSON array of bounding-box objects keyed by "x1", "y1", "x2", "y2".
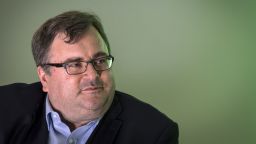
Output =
[{"x1": 81, "y1": 86, "x2": 103, "y2": 93}]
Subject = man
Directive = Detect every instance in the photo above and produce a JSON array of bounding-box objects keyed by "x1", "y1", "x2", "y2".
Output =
[{"x1": 0, "y1": 11, "x2": 178, "y2": 144}]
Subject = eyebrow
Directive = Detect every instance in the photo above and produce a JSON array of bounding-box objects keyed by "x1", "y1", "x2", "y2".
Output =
[
  {"x1": 62, "y1": 52, "x2": 109, "y2": 63},
  {"x1": 63, "y1": 57, "x2": 84, "y2": 63},
  {"x1": 93, "y1": 52, "x2": 108, "y2": 58}
]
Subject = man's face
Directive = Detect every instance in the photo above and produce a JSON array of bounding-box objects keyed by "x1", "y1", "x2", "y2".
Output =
[{"x1": 38, "y1": 26, "x2": 115, "y2": 124}]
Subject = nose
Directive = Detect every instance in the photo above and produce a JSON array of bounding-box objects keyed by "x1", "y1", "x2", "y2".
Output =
[{"x1": 83, "y1": 63, "x2": 100, "y2": 79}]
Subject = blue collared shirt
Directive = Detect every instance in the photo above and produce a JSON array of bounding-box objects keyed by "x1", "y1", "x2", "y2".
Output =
[{"x1": 45, "y1": 96, "x2": 100, "y2": 144}]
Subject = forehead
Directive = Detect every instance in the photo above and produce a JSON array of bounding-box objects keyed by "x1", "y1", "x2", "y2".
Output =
[{"x1": 48, "y1": 26, "x2": 109, "y2": 62}]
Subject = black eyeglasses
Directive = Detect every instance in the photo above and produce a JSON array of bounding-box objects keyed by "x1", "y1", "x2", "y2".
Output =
[{"x1": 41, "y1": 55, "x2": 114, "y2": 75}]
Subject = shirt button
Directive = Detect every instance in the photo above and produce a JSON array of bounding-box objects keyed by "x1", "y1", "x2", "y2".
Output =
[{"x1": 68, "y1": 138, "x2": 76, "y2": 144}]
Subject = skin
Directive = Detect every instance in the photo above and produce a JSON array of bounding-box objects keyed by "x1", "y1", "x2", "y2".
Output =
[{"x1": 37, "y1": 26, "x2": 115, "y2": 131}]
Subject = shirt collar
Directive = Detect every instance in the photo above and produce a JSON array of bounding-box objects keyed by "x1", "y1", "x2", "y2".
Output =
[{"x1": 45, "y1": 95, "x2": 54, "y2": 130}]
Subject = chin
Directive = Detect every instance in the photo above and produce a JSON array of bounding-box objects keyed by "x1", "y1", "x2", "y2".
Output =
[
  {"x1": 79, "y1": 89, "x2": 114, "y2": 110},
  {"x1": 80, "y1": 95, "x2": 108, "y2": 110},
  {"x1": 81, "y1": 100, "x2": 106, "y2": 112}
]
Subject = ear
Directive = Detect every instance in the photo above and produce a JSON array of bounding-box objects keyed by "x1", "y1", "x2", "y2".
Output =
[{"x1": 37, "y1": 66, "x2": 49, "y2": 92}]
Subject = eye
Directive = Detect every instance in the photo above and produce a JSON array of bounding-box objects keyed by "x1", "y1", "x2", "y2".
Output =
[
  {"x1": 93, "y1": 57, "x2": 107, "y2": 65},
  {"x1": 66, "y1": 61, "x2": 83, "y2": 68}
]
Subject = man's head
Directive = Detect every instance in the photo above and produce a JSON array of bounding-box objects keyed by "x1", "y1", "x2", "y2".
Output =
[
  {"x1": 32, "y1": 11, "x2": 115, "y2": 128},
  {"x1": 32, "y1": 11, "x2": 111, "y2": 70}
]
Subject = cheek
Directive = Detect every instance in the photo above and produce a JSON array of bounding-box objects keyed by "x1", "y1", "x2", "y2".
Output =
[
  {"x1": 61, "y1": 76, "x2": 80, "y2": 92},
  {"x1": 101, "y1": 72, "x2": 115, "y2": 89},
  {"x1": 48, "y1": 73, "x2": 77, "y2": 94}
]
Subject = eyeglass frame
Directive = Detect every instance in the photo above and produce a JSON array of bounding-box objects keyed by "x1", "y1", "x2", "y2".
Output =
[{"x1": 40, "y1": 55, "x2": 114, "y2": 75}]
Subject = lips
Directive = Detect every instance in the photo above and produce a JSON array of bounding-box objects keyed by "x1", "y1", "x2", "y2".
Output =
[{"x1": 82, "y1": 86, "x2": 103, "y2": 92}]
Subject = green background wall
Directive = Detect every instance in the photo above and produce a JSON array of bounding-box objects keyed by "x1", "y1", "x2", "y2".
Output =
[{"x1": 0, "y1": 0, "x2": 255, "y2": 143}]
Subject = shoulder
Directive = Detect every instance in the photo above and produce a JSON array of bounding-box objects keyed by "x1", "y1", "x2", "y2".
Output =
[
  {"x1": 115, "y1": 91, "x2": 174, "y2": 121},
  {"x1": 0, "y1": 82, "x2": 43, "y2": 96},
  {"x1": 111, "y1": 91, "x2": 179, "y2": 143},
  {"x1": 0, "y1": 82, "x2": 46, "y2": 116},
  {"x1": 0, "y1": 82, "x2": 44, "y2": 102},
  {"x1": 0, "y1": 82, "x2": 47, "y2": 143},
  {"x1": 115, "y1": 91, "x2": 178, "y2": 131}
]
